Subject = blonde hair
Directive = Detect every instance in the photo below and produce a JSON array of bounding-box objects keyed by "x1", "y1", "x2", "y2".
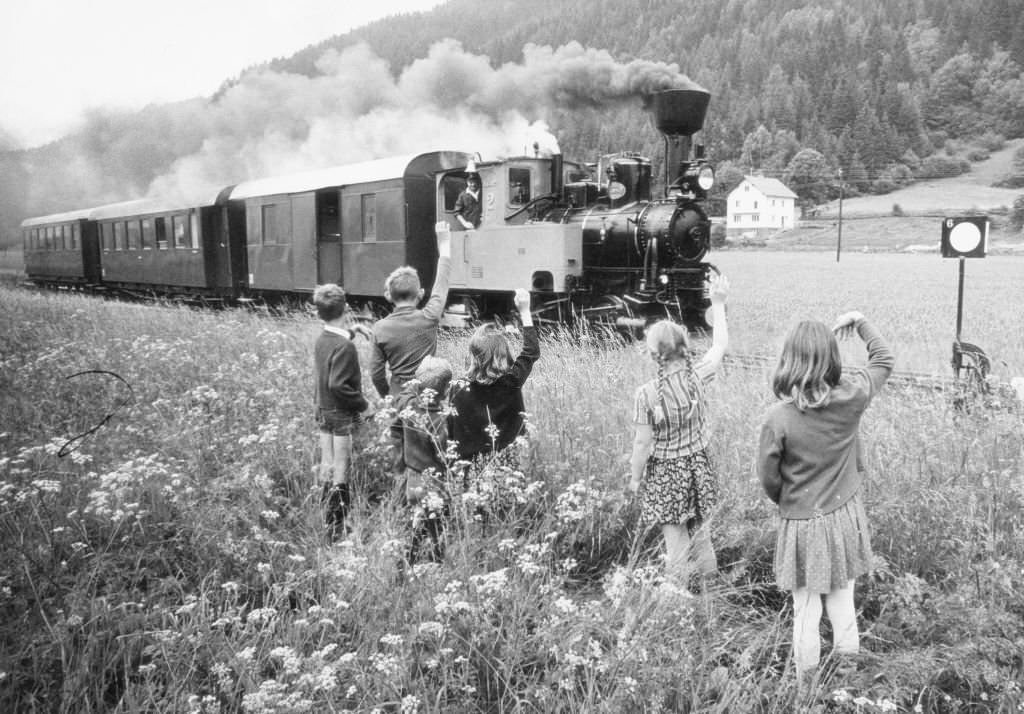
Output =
[
  {"x1": 414, "y1": 356, "x2": 453, "y2": 404},
  {"x1": 312, "y1": 283, "x2": 347, "y2": 321},
  {"x1": 384, "y1": 266, "x2": 421, "y2": 303},
  {"x1": 466, "y1": 324, "x2": 515, "y2": 385},
  {"x1": 772, "y1": 321, "x2": 842, "y2": 410},
  {"x1": 645, "y1": 320, "x2": 697, "y2": 424}
]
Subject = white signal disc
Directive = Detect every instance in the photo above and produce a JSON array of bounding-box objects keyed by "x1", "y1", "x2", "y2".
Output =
[{"x1": 949, "y1": 222, "x2": 982, "y2": 252}]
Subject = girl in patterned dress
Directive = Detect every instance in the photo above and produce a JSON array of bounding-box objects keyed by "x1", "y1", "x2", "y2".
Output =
[
  {"x1": 628, "y1": 274, "x2": 729, "y2": 582},
  {"x1": 756, "y1": 312, "x2": 894, "y2": 679}
]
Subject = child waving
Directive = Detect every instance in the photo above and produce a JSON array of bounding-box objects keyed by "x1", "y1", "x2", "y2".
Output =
[
  {"x1": 628, "y1": 274, "x2": 729, "y2": 584},
  {"x1": 756, "y1": 311, "x2": 894, "y2": 681}
]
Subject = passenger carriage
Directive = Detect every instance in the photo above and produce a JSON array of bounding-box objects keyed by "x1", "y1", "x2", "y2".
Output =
[{"x1": 21, "y1": 209, "x2": 101, "y2": 287}]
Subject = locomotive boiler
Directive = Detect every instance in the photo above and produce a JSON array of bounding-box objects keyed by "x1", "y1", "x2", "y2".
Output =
[{"x1": 549, "y1": 88, "x2": 717, "y2": 330}]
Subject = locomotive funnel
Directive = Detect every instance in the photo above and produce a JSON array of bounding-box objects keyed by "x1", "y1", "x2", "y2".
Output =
[{"x1": 650, "y1": 89, "x2": 711, "y2": 137}]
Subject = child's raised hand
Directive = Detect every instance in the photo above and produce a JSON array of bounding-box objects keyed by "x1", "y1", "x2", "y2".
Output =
[
  {"x1": 435, "y1": 221, "x2": 452, "y2": 255},
  {"x1": 832, "y1": 311, "x2": 865, "y2": 341},
  {"x1": 513, "y1": 288, "x2": 531, "y2": 313},
  {"x1": 349, "y1": 323, "x2": 373, "y2": 341},
  {"x1": 708, "y1": 273, "x2": 729, "y2": 305}
]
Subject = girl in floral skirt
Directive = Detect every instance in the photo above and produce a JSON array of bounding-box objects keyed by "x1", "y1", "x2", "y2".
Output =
[
  {"x1": 756, "y1": 311, "x2": 894, "y2": 679},
  {"x1": 628, "y1": 274, "x2": 729, "y2": 582}
]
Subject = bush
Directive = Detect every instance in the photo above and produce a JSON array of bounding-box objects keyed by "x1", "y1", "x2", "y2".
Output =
[
  {"x1": 1010, "y1": 195, "x2": 1024, "y2": 231},
  {"x1": 710, "y1": 223, "x2": 727, "y2": 249},
  {"x1": 892, "y1": 203, "x2": 905, "y2": 217},
  {"x1": 976, "y1": 131, "x2": 1006, "y2": 152},
  {"x1": 966, "y1": 148, "x2": 990, "y2": 162},
  {"x1": 917, "y1": 154, "x2": 967, "y2": 180}
]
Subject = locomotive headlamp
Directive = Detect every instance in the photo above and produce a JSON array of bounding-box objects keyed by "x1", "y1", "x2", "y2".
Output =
[
  {"x1": 675, "y1": 161, "x2": 714, "y2": 198},
  {"x1": 941, "y1": 216, "x2": 988, "y2": 258},
  {"x1": 659, "y1": 273, "x2": 670, "y2": 285},
  {"x1": 696, "y1": 165, "x2": 715, "y2": 192}
]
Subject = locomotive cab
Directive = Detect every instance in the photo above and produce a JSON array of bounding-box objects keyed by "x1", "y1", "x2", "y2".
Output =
[{"x1": 438, "y1": 158, "x2": 585, "y2": 319}]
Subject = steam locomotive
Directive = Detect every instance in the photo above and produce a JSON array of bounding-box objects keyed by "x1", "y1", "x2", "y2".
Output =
[{"x1": 21, "y1": 89, "x2": 716, "y2": 329}]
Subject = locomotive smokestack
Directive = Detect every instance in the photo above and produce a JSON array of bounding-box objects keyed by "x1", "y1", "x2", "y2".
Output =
[{"x1": 649, "y1": 89, "x2": 711, "y2": 192}]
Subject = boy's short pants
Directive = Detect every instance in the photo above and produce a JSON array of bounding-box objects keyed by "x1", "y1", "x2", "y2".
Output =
[{"x1": 317, "y1": 408, "x2": 360, "y2": 436}]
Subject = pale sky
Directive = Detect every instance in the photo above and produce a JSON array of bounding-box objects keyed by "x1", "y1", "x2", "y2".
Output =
[{"x1": 0, "y1": 0, "x2": 445, "y2": 148}]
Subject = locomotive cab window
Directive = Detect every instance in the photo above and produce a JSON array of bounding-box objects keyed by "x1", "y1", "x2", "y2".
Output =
[
  {"x1": 441, "y1": 174, "x2": 467, "y2": 211},
  {"x1": 509, "y1": 168, "x2": 531, "y2": 205}
]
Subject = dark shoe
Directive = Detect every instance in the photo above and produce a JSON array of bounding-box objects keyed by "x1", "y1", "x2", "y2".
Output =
[{"x1": 322, "y1": 482, "x2": 352, "y2": 539}]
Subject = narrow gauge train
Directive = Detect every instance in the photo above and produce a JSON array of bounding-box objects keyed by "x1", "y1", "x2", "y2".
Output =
[{"x1": 21, "y1": 89, "x2": 717, "y2": 329}]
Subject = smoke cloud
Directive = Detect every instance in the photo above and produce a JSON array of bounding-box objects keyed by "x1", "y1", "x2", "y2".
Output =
[{"x1": 17, "y1": 40, "x2": 699, "y2": 214}]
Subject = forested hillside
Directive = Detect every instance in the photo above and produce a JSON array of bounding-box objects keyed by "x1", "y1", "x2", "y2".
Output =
[{"x1": 3, "y1": 0, "x2": 1024, "y2": 244}]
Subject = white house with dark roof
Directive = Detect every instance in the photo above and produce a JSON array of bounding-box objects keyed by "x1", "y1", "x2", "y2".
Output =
[{"x1": 727, "y1": 175, "x2": 798, "y2": 236}]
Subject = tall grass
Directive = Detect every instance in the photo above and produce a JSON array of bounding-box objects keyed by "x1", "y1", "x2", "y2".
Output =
[{"x1": 1, "y1": 277, "x2": 1022, "y2": 713}]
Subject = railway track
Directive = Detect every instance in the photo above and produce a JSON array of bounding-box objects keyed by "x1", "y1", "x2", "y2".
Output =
[{"x1": 723, "y1": 351, "x2": 1021, "y2": 405}]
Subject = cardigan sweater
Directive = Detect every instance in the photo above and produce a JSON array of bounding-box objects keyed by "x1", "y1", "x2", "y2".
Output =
[{"x1": 756, "y1": 320, "x2": 894, "y2": 519}]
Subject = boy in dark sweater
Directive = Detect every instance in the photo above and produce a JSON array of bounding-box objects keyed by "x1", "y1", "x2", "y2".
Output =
[{"x1": 313, "y1": 283, "x2": 368, "y2": 538}]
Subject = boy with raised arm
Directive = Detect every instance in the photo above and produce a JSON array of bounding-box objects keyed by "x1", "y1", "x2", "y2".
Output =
[{"x1": 369, "y1": 222, "x2": 453, "y2": 399}]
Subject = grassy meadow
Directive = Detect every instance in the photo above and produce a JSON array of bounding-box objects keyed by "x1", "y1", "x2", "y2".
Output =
[{"x1": 1, "y1": 251, "x2": 1023, "y2": 713}]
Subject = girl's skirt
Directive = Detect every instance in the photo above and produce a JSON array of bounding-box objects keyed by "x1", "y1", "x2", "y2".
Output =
[
  {"x1": 774, "y1": 493, "x2": 873, "y2": 593},
  {"x1": 639, "y1": 450, "x2": 719, "y2": 532}
]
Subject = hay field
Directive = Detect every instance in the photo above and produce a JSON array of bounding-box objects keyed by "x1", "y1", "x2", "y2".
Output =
[{"x1": 1, "y1": 256, "x2": 1022, "y2": 713}]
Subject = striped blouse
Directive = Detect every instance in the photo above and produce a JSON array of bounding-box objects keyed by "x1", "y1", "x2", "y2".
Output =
[{"x1": 633, "y1": 359, "x2": 717, "y2": 459}]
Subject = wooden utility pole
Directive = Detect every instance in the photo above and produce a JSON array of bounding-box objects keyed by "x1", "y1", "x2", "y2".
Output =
[{"x1": 835, "y1": 167, "x2": 844, "y2": 262}]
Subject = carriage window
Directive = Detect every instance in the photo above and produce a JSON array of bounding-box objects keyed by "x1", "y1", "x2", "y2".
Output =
[
  {"x1": 126, "y1": 220, "x2": 141, "y2": 250},
  {"x1": 189, "y1": 212, "x2": 200, "y2": 249},
  {"x1": 155, "y1": 217, "x2": 168, "y2": 249},
  {"x1": 71, "y1": 224, "x2": 80, "y2": 251},
  {"x1": 29, "y1": 229, "x2": 37, "y2": 250},
  {"x1": 509, "y1": 168, "x2": 531, "y2": 205},
  {"x1": 114, "y1": 221, "x2": 126, "y2": 251},
  {"x1": 172, "y1": 215, "x2": 188, "y2": 249},
  {"x1": 361, "y1": 194, "x2": 376, "y2": 242},
  {"x1": 101, "y1": 223, "x2": 113, "y2": 251},
  {"x1": 261, "y1": 203, "x2": 290, "y2": 245},
  {"x1": 141, "y1": 218, "x2": 154, "y2": 250},
  {"x1": 46, "y1": 226, "x2": 55, "y2": 251}
]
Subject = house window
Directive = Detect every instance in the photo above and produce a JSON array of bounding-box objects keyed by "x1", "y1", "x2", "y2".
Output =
[
  {"x1": 753, "y1": 214, "x2": 760, "y2": 223},
  {"x1": 361, "y1": 194, "x2": 377, "y2": 242},
  {"x1": 753, "y1": 201, "x2": 758, "y2": 209}
]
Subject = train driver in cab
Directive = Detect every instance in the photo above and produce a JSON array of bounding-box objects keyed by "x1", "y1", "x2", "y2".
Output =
[{"x1": 454, "y1": 173, "x2": 482, "y2": 230}]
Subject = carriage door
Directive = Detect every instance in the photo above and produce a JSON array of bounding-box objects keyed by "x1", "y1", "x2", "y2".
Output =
[{"x1": 316, "y1": 189, "x2": 342, "y2": 285}]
